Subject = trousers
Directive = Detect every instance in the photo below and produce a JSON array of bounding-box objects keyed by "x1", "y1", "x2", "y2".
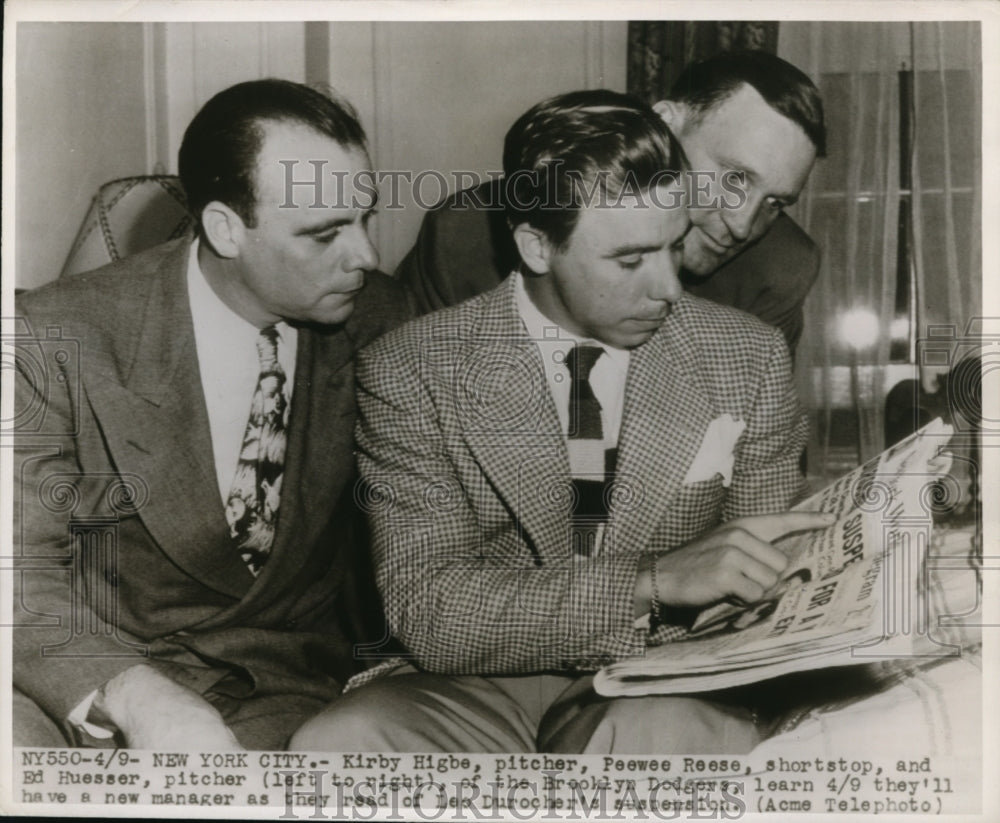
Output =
[{"x1": 290, "y1": 666, "x2": 763, "y2": 754}]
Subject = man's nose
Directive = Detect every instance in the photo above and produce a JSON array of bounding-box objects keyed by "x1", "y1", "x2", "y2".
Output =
[
  {"x1": 720, "y1": 195, "x2": 761, "y2": 242},
  {"x1": 345, "y1": 226, "x2": 379, "y2": 272},
  {"x1": 647, "y1": 255, "x2": 683, "y2": 303}
]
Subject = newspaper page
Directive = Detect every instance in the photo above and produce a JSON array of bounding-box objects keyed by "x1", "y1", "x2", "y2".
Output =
[
  {"x1": 2, "y1": 3, "x2": 995, "y2": 823},
  {"x1": 595, "y1": 418, "x2": 970, "y2": 696}
]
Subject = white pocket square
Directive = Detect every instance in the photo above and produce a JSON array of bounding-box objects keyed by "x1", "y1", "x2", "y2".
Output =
[{"x1": 683, "y1": 414, "x2": 746, "y2": 487}]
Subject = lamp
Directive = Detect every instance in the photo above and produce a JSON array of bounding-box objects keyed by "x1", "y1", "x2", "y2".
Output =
[{"x1": 60, "y1": 175, "x2": 193, "y2": 278}]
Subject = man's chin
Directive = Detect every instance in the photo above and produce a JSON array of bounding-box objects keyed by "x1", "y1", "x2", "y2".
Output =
[
  {"x1": 681, "y1": 230, "x2": 754, "y2": 277},
  {"x1": 681, "y1": 247, "x2": 736, "y2": 278},
  {"x1": 607, "y1": 324, "x2": 664, "y2": 350},
  {"x1": 311, "y1": 294, "x2": 359, "y2": 326}
]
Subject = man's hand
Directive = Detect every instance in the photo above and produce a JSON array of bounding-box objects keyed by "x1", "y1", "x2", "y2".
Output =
[
  {"x1": 641, "y1": 511, "x2": 836, "y2": 612},
  {"x1": 91, "y1": 664, "x2": 244, "y2": 750}
]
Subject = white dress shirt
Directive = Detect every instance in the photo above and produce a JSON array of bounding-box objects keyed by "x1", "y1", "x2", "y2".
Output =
[
  {"x1": 186, "y1": 240, "x2": 297, "y2": 502},
  {"x1": 513, "y1": 271, "x2": 630, "y2": 448}
]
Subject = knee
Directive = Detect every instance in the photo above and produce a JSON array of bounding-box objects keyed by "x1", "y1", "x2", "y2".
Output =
[
  {"x1": 291, "y1": 695, "x2": 378, "y2": 752},
  {"x1": 289, "y1": 681, "x2": 407, "y2": 752},
  {"x1": 13, "y1": 689, "x2": 70, "y2": 747},
  {"x1": 544, "y1": 694, "x2": 761, "y2": 755},
  {"x1": 604, "y1": 695, "x2": 760, "y2": 754}
]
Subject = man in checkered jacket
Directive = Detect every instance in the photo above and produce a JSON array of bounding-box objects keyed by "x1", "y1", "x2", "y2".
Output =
[{"x1": 292, "y1": 90, "x2": 832, "y2": 754}]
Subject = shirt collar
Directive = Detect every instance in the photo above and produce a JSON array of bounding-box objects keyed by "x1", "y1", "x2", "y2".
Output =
[
  {"x1": 186, "y1": 238, "x2": 291, "y2": 343},
  {"x1": 512, "y1": 270, "x2": 629, "y2": 370}
]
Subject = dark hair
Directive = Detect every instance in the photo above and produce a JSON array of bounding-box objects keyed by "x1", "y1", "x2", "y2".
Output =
[
  {"x1": 501, "y1": 89, "x2": 685, "y2": 250},
  {"x1": 178, "y1": 78, "x2": 368, "y2": 229},
  {"x1": 669, "y1": 50, "x2": 826, "y2": 157}
]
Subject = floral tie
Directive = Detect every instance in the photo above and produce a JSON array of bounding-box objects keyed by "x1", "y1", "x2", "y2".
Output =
[{"x1": 225, "y1": 326, "x2": 288, "y2": 576}]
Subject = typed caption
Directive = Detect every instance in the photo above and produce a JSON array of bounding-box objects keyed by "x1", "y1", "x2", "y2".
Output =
[{"x1": 10, "y1": 749, "x2": 979, "y2": 818}]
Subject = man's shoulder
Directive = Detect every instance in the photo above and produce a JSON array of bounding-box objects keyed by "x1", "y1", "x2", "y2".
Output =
[
  {"x1": 17, "y1": 239, "x2": 187, "y2": 322},
  {"x1": 764, "y1": 213, "x2": 819, "y2": 281},
  {"x1": 659, "y1": 297, "x2": 792, "y2": 411},
  {"x1": 344, "y1": 269, "x2": 412, "y2": 348},
  {"x1": 394, "y1": 178, "x2": 514, "y2": 314},
  {"x1": 361, "y1": 281, "x2": 496, "y2": 362},
  {"x1": 731, "y1": 213, "x2": 820, "y2": 292},
  {"x1": 764, "y1": 211, "x2": 817, "y2": 252},
  {"x1": 411, "y1": 179, "x2": 506, "y2": 246},
  {"x1": 436, "y1": 179, "x2": 506, "y2": 218},
  {"x1": 672, "y1": 293, "x2": 785, "y2": 353}
]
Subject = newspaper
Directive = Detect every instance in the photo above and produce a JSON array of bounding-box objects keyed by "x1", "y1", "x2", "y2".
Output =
[{"x1": 595, "y1": 418, "x2": 964, "y2": 696}]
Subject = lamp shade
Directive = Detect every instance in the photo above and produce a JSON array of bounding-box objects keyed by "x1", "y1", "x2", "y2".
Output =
[{"x1": 60, "y1": 175, "x2": 193, "y2": 278}]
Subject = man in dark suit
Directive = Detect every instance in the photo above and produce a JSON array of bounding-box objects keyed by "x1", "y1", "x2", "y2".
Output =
[
  {"x1": 12, "y1": 79, "x2": 408, "y2": 749},
  {"x1": 396, "y1": 51, "x2": 824, "y2": 352},
  {"x1": 292, "y1": 91, "x2": 831, "y2": 754}
]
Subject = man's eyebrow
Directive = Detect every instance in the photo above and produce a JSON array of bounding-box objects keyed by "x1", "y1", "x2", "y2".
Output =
[
  {"x1": 603, "y1": 242, "x2": 665, "y2": 258},
  {"x1": 720, "y1": 158, "x2": 757, "y2": 182},
  {"x1": 603, "y1": 223, "x2": 693, "y2": 258},
  {"x1": 293, "y1": 204, "x2": 377, "y2": 237},
  {"x1": 294, "y1": 217, "x2": 355, "y2": 236}
]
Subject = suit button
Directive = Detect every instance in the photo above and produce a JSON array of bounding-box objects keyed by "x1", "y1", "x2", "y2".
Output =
[
  {"x1": 284, "y1": 619, "x2": 297, "y2": 629},
  {"x1": 104, "y1": 570, "x2": 118, "y2": 587}
]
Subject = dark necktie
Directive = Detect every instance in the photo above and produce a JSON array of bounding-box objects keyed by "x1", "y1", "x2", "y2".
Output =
[
  {"x1": 225, "y1": 326, "x2": 288, "y2": 577},
  {"x1": 565, "y1": 344, "x2": 604, "y2": 440},
  {"x1": 565, "y1": 345, "x2": 615, "y2": 556}
]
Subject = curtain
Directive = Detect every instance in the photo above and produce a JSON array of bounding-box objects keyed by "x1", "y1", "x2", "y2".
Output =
[
  {"x1": 627, "y1": 21, "x2": 778, "y2": 102},
  {"x1": 909, "y1": 24, "x2": 983, "y2": 394},
  {"x1": 778, "y1": 22, "x2": 981, "y2": 484}
]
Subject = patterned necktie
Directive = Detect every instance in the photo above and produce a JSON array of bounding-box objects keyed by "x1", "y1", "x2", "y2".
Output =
[
  {"x1": 225, "y1": 326, "x2": 288, "y2": 577},
  {"x1": 565, "y1": 345, "x2": 615, "y2": 557}
]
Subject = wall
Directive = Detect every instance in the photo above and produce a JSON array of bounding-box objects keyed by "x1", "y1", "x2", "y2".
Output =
[
  {"x1": 16, "y1": 23, "x2": 149, "y2": 290},
  {"x1": 14, "y1": 20, "x2": 627, "y2": 289},
  {"x1": 149, "y1": 22, "x2": 306, "y2": 172},
  {"x1": 307, "y1": 21, "x2": 628, "y2": 271}
]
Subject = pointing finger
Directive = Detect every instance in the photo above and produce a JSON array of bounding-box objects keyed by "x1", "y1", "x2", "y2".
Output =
[{"x1": 732, "y1": 511, "x2": 837, "y2": 544}]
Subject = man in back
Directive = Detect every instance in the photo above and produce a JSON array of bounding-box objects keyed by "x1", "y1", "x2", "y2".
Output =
[
  {"x1": 397, "y1": 50, "x2": 824, "y2": 352},
  {"x1": 12, "y1": 79, "x2": 408, "y2": 749}
]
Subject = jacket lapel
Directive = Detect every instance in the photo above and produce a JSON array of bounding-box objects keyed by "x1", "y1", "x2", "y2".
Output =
[
  {"x1": 458, "y1": 279, "x2": 570, "y2": 559},
  {"x1": 610, "y1": 298, "x2": 717, "y2": 556},
  {"x1": 85, "y1": 241, "x2": 252, "y2": 599},
  {"x1": 245, "y1": 323, "x2": 356, "y2": 600}
]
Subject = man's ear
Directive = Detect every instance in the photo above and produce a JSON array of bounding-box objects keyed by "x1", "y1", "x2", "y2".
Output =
[
  {"x1": 653, "y1": 99, "x2": 685, "y2": 131},
  {"x1": 200, "y1": 201, "x2": 245, "y2": 260},
  {"x1": 512, "y1": 223, "x2": 552, "y2": 275}
]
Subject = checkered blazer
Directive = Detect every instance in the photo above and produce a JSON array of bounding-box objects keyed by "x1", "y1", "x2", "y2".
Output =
[{"x1": 355, "y1": 276, "x2": 807, "y2": 676}]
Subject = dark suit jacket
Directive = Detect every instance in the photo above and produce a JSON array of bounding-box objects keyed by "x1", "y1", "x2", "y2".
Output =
[
  {"x1": 356, "y1": 277, "x2": 808, "y2": 675},
  {"x1": 395, "y1": 179, "x2": 820, "y2": 351},
  {"x1": 12, "y1": 238, "x2": 408, "y2": 734}
]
